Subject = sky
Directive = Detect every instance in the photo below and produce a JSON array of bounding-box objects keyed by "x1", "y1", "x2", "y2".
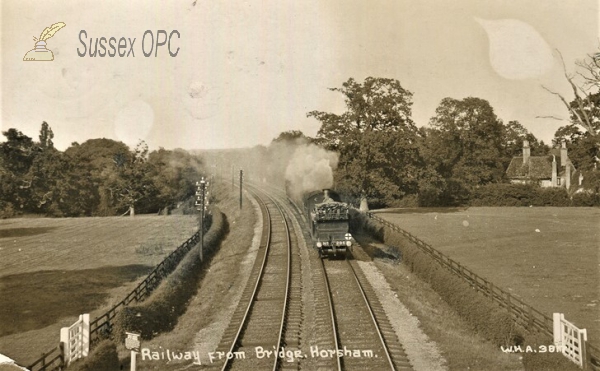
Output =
[{"x1": 0, "y1": 0, "x2": 598, "y2": 151}]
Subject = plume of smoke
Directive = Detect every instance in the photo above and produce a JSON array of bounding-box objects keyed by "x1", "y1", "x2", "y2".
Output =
[{"x1": 284, "y1": 143, "x2": 338, "y2": 200}]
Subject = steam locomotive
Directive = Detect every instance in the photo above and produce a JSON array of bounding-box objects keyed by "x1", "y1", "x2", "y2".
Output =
[{"x1": 302, "y1": 189, "x2": 352, "y2": 258}]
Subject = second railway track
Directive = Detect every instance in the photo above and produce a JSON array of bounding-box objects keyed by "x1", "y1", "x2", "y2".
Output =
[{"x1": 211, "y1": 186, "x2": 303, "y2": 371}]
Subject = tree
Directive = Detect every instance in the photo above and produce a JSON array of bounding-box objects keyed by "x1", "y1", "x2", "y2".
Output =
[
  {"x1": 271, "y1": 130, "x2": 309, "y2": 144},
  {"x1": 0, "y1": 129, "x2": 38, "y2": 212},
  {"x1": 541, "y1": 52, "x2": 600, "y2": 138},
  {"x1": 146, "y1": 148, "x2": 204, "y2": 213},
  {"x1": 553, "y1": 126, "x2": 599, "y2": 172},
  {"x1": 109, "y1": 141, "x2": 158, "y2": 216},
  {"x1": 39, "y1": 121, "x2": 54, "y2": 149},
  {"x1": 64, "y1": 138, "x2": 131, "y2": 215},
  {"x1": 307, "y1": 77, "x2": 421, "y2": 206},
  {"x1": 0, "y1": 129, "x2": 36, "y2": 176},
  {"x1": 423, "y1": 97, "x2": 506, "y2": 203},
  {"x1": 503, "y1": 120, "x2": 549, "y2": 159}
]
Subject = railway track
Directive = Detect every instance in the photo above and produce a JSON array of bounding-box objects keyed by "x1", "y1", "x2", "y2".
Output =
[
  {"x1": 210, "y1": 186, "x2": 303, "y2": 371},
  {"x1": 266, "y1": 185, "x2": 413, "y2": 371},
  {"x1": 320, "y1": 258, "x2": 412, "y2": 370}
]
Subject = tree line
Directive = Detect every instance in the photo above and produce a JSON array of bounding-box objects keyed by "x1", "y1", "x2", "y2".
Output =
[
  {"x1": 0, "y1": 123, "x2": 204, "y2": 217},
  {"x1": 300, "y1": 70, "x2": 599, "y2": 207}
]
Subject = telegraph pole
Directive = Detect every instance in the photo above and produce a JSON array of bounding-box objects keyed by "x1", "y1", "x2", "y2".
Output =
[
  {"x1": 195, "y1": 178, "x2": 207, "y2": 261},
  {"x1": 239, "y1": 170, "x2": 243, "y2": 209}
]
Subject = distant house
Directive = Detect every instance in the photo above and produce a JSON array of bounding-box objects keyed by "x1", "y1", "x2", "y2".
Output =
[{"x1": 506, "y1": 140, "x2": 583, "y2": 191}]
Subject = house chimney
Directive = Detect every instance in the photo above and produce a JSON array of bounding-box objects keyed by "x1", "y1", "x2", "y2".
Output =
[
  {"x1": 551, "y1": 155, "x2": 557, "y2": 186},
  {"x1": 561, "y1": 140, "x2": 567, "y2": 167},
  {"x1": 523, "y1": 140, "x2": 530, "y2": 164}
]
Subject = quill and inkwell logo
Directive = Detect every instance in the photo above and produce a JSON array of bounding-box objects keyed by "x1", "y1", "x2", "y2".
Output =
[{"x1": 23, "y1": 22, "x2": 66, "y2": 61}]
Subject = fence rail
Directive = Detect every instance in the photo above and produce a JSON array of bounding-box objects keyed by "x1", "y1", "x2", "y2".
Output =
[
  {"x1": 368, "y1": 213, "x2": 600, "y2": 370},
  {"x1": 88, "y1": 230, "x2": 200, "y2": 341},
  {"x1": 28, "y1": 229, "x2": 201, "y2": 371},
  {"x1": 27, "y1": 344, "x2": 64, "y2": 371}
]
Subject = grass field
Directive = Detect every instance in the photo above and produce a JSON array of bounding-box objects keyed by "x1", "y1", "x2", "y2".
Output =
[
  {"x1": 376, "y1": 207, "x2": 600, "y2": 344},
  {"x1": 0, "y1": 215, "x2": 198, "y2": 365}
]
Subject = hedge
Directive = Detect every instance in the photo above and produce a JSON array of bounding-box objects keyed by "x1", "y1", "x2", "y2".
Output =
[
  {"x1": 469, "y1": 183, "x2": 599, "y2": 207},
  {"x1": 111, "y1": 207, "x2": 228, "y2": 342},
  {"x1": 68, "y1": 340, "x2": 119, "y2": 371},
  {"x1": 521, "y1": 332, "x2": 582, "y2": 371},
  {"x1": 383, "y1": 228, "x2": 521, "y2": 347}
]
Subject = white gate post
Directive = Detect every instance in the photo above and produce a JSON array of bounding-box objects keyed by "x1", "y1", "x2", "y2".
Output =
[
  {"x1": 82, "y1": 313, "x2": 90, "y2": 357},
  {"x1": 60, "y1": 327, "x2": 71, "y2": 365},
  {"x1": 59, "y1": 313, "x2": 90, "y2": 365},
  {"x1": 553, "y1": 313, "x2": 562, "y2": 348}
]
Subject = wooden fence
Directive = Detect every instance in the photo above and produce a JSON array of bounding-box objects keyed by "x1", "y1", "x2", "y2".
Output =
[
  {"x1": 27, "y1": 344, "x2": 64, "y2": 371},
  {"x1": 28, "y1": 229, "x2": 201, "y2": 371},
  {"x1": 368, "y1": 213, "x2": 600, "y2": 370}
]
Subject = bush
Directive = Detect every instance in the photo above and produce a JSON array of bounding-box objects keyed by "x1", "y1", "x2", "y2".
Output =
[
  {"x1": 571, "y1": 192, "x2": 600, "y2": 206},
  {"x1": 112, "y1": 207, "x2": 228, "y2": 342},
  {"x1": 470, "y1": 183, "x2": 575, "y2": 207},
  {"x1": 0, "y1": 201, "x2": 16, "y2": 218},
  {"x1": 521, "y1": 332, "x2": 582, "y2": 371},
  {"x1": 349, "y1": 209, "x2": 384, "y2": 242},
  {"x1": 69, "y1": 340, "x2": 119, "y2": 371},
  {"x1": 534, "y1": 188, "x2": 570, "y2": 206},
  {"x1": 390, "y1": 194, "x2": 419, "y2": 208}
]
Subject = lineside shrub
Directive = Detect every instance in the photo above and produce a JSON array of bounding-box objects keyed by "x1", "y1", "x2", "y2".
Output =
[
  {"x1": 68, "y1": 340, "x2": 119, "y2": 371},
  {"x1": 349, "y1": 209, "x2": 384, "y2": 242},
  {"x1": 383, "y1": 229, "x2": 521, "y2": 347},
  {"x1": 521, "y1": 332, "x2": 581, "y2": 371},
  {"x1": 111, "y1": 207, "x2": 228, "y2": 342}
]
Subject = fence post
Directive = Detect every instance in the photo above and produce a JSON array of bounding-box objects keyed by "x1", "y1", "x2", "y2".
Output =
[
  {"x1": 60, "y1": 327, "x2": 70, "y2": 365},
  {"x1": 527, "y1": 306, "x2": 533, "y2": 330},
  {"x1": 582, "y1": 337, "x2": 589, "y2": 370},
  {"x1": 553, "y1": 313, "x2": 562, "y2": 348},
  {"x1": 82, "y1": 313, "x2": 90, "y2": 357},
  {"x1": 59, "y1": 342, "x2": 65, "y2": 369}
]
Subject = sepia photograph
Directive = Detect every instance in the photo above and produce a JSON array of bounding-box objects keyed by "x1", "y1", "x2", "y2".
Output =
[{"x1": 0, "y1": 1, "x2": 599, "y2": 370}]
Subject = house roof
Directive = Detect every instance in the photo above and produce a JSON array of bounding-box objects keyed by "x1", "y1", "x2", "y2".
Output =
[{"x1": 506, "y1": 156, "x2": 553, "y2": 179}]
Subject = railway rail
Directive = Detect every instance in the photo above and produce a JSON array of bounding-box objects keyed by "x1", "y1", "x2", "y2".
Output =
[
  {"x1": 211, "y1": 185, "x2": 302, "y2": 371},
  {"x1": 319, "y1": 258, "x2": 412, "y2": 371}
]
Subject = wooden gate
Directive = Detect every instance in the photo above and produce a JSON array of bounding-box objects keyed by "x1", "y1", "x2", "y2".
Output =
[
  {"x1": 60, "y1": 314, "x2": 90, "y2": 366},
  {"x1": 554, "y1": 313, "x2": 588, "y2": 368}
]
